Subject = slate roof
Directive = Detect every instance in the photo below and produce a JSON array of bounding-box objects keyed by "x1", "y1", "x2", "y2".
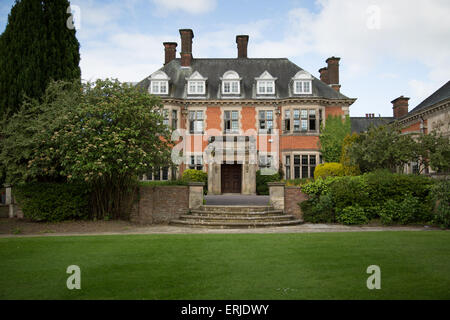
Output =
[
  {"x1": 408, "y1": 80, "x2": 450, "y2": 115},
  {"x1": 350, "y1": 117, "x2": 394, "y2": 133},
  {"x1": 136, "y1": 58, "x2": 354, "y2": 101}
]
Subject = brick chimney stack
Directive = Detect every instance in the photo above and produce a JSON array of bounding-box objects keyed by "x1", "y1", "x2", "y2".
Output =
[
  {"x1": 163, "y1": 42, "x2": 177, "y2": 65},
  {"x1": 318, "y1": 67, "x2": 329, "y2": 84},
  {"x1": 391, "y1": 96, "x2": 410, "y2": 119},
  {"x1": 326, "y1": 57, "x2": 341, "y2": 92},
  {"x1": 179, "y1": 29, "x2": 194, "y2": 67},
  {"x1": 236, "y1": 35, "x2": 249, "y2": 58}
]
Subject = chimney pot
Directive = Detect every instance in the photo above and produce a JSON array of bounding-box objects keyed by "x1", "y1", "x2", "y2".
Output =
[
  {"x1": 391, "y1": 96, "x2": 410, "y2": 119},
  {"x1": 179, "y1": 29, "x2": 194, "y2": 67},
  {"x1": 163, "y1": 42, "x2": 177, "y2": 65},
  {"x1": 236, "y1": 35, "x2": 249, "y2": 58}
]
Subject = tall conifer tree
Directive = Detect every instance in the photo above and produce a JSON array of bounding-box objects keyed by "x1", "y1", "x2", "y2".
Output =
[{"x1": 0, "y1": 0, "x2": 81, "y2": 115}]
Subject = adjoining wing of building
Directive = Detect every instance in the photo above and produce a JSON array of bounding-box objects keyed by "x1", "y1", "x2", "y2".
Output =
[{"x1": 136, "y1": 29, "x2": 356, "y2": 194}]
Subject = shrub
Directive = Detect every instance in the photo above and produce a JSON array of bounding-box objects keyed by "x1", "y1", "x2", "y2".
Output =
[
  {"x1": 314, "y1": 163, "x2": 345, "y2": 180},
  {"x1": 432, "y1": 179, "x2": 450, "y2": 228},
  {"x1": 328, "y1": 176, "x2": 370, "y2": 210},
  {"x1": 256, "y1": 170, "x2": 281, "y2": 195},
  {"x1": 336, "y1": 205, "x2": 369, "y2": 225},
  {"x1": 379, "y1": 194, "x2": 420, "y2": 225},
  {"x1": 284, "y1": 178, "x2": 312, "y2": 187},
  {"x1": 181, "y1": 169, "x2": 208, "y2": 194},
  {"x1": 301, "y1": 194, "x2": 335, "y2": 223},
  {"x1": 13, "y1": 182, "x2": 91, "y2": 222},
  {"x1": 301, "y1": 176, "x2": 339, "y2": 197},
  {"x1": 139, "y1": 180, "x2": 187, "y2": 186}
]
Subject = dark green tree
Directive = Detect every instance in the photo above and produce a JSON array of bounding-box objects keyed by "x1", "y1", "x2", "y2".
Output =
[{"x1": 0, "y1": 0, "x2": 81, "y2": 115}]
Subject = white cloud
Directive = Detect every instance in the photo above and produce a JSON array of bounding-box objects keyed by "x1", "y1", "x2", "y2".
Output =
[{"x1": 152, "y1": 0, "x2": 217, "y2": 15}]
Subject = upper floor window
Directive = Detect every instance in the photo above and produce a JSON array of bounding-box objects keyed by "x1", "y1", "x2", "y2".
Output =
[
  {"x1": 163, "y1": 109, "x2": 169, "y2": 126},
  {"x1": 186, "y1": 71, "x2": 207, "y2": 95},
  {"x1": 171, "y1": 110, "x2": 178, "y2": 129},
  {"x1": 284, "y1": 108, "x2": 319, "y2": 133},
  {"x1": 189, "y1": 110, "x2": 204, "y2": 134},
  {"x1": 149, "y1": 70, "x2": 170, "y2": 95},
  {"x1": 221, "y1": 70, "x2": 241, "y2": 95},
  {"x1": 256, "y1": 71, "x2": 277, "y2": 95},
  {"x1": 224, "y1": 110, "x2": 239, "y2": 134},
  {"x1": 259, "y1": 110, "x2": 274, "y2": 134},
  {"x1": 292, "y1": 70, "x2": 312, "y2": 95},
  {"x1": 161, "y1": 108, "x2": 178, "y2": 129},
  {"x1": 259, "y1": 154, "x2": 273, "y2": 168}
]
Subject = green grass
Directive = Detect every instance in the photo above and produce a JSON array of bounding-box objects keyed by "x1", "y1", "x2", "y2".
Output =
[{"x1": 0, "y1": 231, "x2": 449, "y2": 299}]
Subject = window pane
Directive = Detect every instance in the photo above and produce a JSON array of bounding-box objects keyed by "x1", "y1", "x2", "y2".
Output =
[
  {"x1": 303, "y1": 81, "x2": 310, "y2": 93},
  {"x1": 301, "y1": 110, "x2": 307, "y2": 119},
  {"x1": 189, "y1": 111, "x2": 195, "y2": 119},
  {"x1": 286, "y1": 166, "x2": 291, "y2": 180},
  {"x1": 295, "y1": 81, "x2": 302, "y2": 93},
  {"x1": 189, "y1": 82, "x2": 196, "y2": 93},
  {"x1": 232, "y1": 120, "x2": 238, "y2": 131},
  {"x1": 294, "y1": 155, "x2": 300, "y2": 165},
  {"x1": 301, "y1": 119, "x2": 308, "y2": 131},
  {"x1": 259, "y1": 111, "x2": 265, "y2": 120},
  {"x1": 267, "y1": 82, "x2": 274, "y2": 93},
  {"x1": 267, "y1": 120, "x2": 273, "y2": 129},
  {"x1": 285, "y1": 155, "x2": 290, "y2": 165},
  {"x1": 302, "y1": 165, "x2": 309, "y2": 178},
  {"x1": 162, "y1": 167, "x2": 169, "y2": 180},
  {"x1": 197, "y1": 111, "x2": 203, "y2": 120},
  {"x1": 224, "y1": 82, "x2": 230, "y2": 93},
  {"x1": 232, "y1": 81, "x2": 239, "y2": 93},
  {"x1": 232, "y1": 111, "x2": 238, "y2": 120},
  {"x1": 160, "y1": 82, "x2": 167, "y2": 93},
  {"x1": 267, "y1": 111, "x2": 273, "y2": 120},
  {"x1": 294, "y1": 166, "x2": 300, "y2": 179},
  {"x1": 152, "y1": 83, "x2": 159, "y2": 93},
  {"x1": 293, "y1": 109, "x2": 300, "y2": 119},
  {"x1": 285, "y1": 110, "x2": 290, "y2": 118},
  {"x1": 302, "y1": 155, "x2": 308, "y2": 165},
  {"x1": 197, "y1": 82, "x2": 204, "y2": 93},
  {"x1": 154, "y1": 167, "x2": 161, "y2": 180},
  {"x1": 225, "y1": 111, "x2": 230, "y2": 119},
  {"x1": 294, "y1": 120, "x2": 300, "y2": 131}
]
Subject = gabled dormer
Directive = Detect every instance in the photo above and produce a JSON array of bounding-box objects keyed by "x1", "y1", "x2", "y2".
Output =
[
  {"x1": 255, "y1": 71, "x2": 277, "y2": 96},
  {"x1": 292, "y1": 70, "x2": 312, "y2": 95},
  {"x1": 149, "y1": 70, "x2": 170, "y2": 95},
  {"x1": 186, "y1": 71, "x2": 207, "y2": 96}
]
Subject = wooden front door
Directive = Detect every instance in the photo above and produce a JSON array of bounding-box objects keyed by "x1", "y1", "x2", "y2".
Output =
[{"x1": 221, "y1": 164, "x2": 242, "y2": 193}]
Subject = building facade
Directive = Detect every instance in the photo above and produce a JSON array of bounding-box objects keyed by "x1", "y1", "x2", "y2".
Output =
[
  {"x1": 391, "y1": 81, "x2": 450, "y2": 174},
  {"x1": 137, "y1": 29, "x2": 356, "y2": 194}
]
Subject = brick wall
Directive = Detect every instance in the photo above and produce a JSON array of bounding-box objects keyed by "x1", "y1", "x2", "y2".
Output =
[
  {"x1": 284, "y1": 186, "x2": 308, "y2": 219},
  {"x1": 130, "y1": 185, "x2": 189, "y2": 224}
]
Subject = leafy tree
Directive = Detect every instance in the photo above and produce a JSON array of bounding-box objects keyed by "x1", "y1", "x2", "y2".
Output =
[
  {"x1": 318, "y1": 115, "x2": 351, "y2": 162},
  {"x1": 413, "y1": 131, "x2": 450, "y2": 174},
  {"x1": 0, "y1": 79, "x2": 173, "y2": 219},
  {"x1": 0, "y1": 0, "x2": 81, "y2": 115},
  {"x1": 347, "y1": 123, "x2": 416, "y2": 173},
  {"x1": 340, "y1": 133, "x2": 361, "y2": 175}
]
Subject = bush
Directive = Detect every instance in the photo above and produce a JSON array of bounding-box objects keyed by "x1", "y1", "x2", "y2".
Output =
[
  {"x1": 314, "y1": 163, "x2": 345, "y2": 180},
  {"x1": 181, "y1": 169, "x2": 208, "y2": 194},
  {"x1": 301, "y1": 194, "x2": 335, "y2": 223},
  {"x1": 256, "y1": 170, "x2": 281, "y2": 195},
  {"x1": 284, "y1": 178, "x2": 312, "y2": 187},
  {"x1": 301, "y1": 176, "x2": 339, "y2": 197},
  {"x1": 432, "y1": 179, "x2": 450, "y2": 228},
  {"x1": 328, "y1": 176, "x2": 370, "y2": 210},
  {"x1": 336, "y1": 205, "x2": 369, "y2": 225},
  {"x1": 139, "y1": 180, "x2": 187, "y2": 186},
  {"x1": 379, "y1": 195, "x2": 420, "y2": 225},
  {"x1": 13, "y1": 182, "x2": 91, "y2": 222}
]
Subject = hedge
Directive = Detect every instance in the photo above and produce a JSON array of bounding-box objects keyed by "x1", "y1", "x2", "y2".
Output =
[
  {"x1": 300, "y1": 171, "x2": 437, "y2": 225},
  {"x1": 13, "y1": 182, "x2": 91, "y2": 222},
  {"x1": 181, "y1": 169, "x2": 208, "y2": 194},
  {"x1": 256, "y1": 170, "x2": 281, "y2": 195}
]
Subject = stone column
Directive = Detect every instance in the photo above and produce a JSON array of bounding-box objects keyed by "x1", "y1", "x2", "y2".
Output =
[
  {"x1": 4, "y1": 184, "x2": 12, "y2": 205},
  {"x1": 268, "y1": 182, "x2": 285, "y2": 211},
  {"x1": 208, "y1": 163, "x2": 221, "y2": 195},
  {"x1": 189, "y1": 182, "x2": 205, "y2": 209},
  {"x1": 242, "y1": 163, "x2": 257, "y2": 195}
]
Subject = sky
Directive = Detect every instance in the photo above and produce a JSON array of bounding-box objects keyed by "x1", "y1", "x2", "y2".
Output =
[{"x1": 1, "y1": 0, "x2": 449, "y2": 116}]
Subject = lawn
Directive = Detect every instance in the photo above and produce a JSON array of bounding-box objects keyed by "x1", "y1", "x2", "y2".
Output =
[{"x1": 0, "y1": 231, "x2": 449, "y2": 299}]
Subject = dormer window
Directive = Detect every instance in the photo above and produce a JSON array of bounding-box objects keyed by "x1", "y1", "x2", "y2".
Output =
[
  {"x1": 149, "y1": 70, "x2": 170, "y2": 95},
  {"x1": 186, "y1": 71, "x2": 207, "y2": 95},
  {"x1": 292, "y1": 70, "x2": 313, "y2": 95},
  {"x1": 221, "y1": 70, "x2": 241, "y2": 95},
  {"x1": 256, "y1": 71, "x2": 277, "y2": 95}
]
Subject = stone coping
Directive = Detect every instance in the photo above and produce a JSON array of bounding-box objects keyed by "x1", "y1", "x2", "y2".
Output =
[
  {"x1": 188, "y1": 182, "x2": 205, "y2": 186},
  {"x1": 267, "y1": 182, "x2": 285, "y2": 186},
  {"x1": 285, "y1": 186, "x2": 302, "y2": 189}
]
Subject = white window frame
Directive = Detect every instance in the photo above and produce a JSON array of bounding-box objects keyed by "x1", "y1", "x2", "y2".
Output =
[
  {"x1": 149, "y1": 70, "x2": 170, "y2": 95},
  {"x1": 293, "y1": 80, "x2": 312, "y2": 94},
  {"x1": 257, "y1": 81, "x2": 275, "y2": 95},
  {"x1": 188, "y1": 81, "x2": 205, "y2": 95},
  {"x1": 221, "y1": 70, "x2": 241, "y2": 95}
]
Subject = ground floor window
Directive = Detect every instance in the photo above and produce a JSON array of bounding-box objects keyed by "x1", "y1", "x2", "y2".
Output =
[
  {"x1": 142, "y1": 166, "x2": 170, "y2": 181},
  {"x1": 189, "y1": 155, "x2": 203, "y2": 171},
  {"x1": 289, "y1": 153, "x2": 318, "y2": 179}
]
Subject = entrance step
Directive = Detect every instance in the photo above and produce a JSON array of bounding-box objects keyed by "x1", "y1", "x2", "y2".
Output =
[{"x1": 170, "y1": 205, "x2": 303, "y2": 229}]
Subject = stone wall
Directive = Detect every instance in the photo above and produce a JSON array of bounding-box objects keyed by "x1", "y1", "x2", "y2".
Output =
[
  {"x1": 130, "y1": 185, "x2": 189, "y2": 224},
  {"x1": 284, "y1": 186, "x2": 308, "y2": 219}
]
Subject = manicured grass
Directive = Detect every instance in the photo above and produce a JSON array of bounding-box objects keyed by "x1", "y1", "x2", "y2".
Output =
[{"x1": 0, "y1": 231, "x2": 449, "y2": 299}]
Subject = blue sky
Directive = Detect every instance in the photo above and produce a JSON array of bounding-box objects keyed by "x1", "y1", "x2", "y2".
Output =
[{"x1": 1, "y1": 0, "x2": 449, "y2": 116}]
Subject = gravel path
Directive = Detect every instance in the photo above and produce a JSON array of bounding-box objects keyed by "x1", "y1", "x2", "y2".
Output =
[{"x1": 0, "y1": 218, "x2": 441, "y2": 238}]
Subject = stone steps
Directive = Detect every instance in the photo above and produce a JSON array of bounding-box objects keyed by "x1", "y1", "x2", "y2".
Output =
[{"x1": 171, "y1": 205, "x2": 303, "y2": 229}]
